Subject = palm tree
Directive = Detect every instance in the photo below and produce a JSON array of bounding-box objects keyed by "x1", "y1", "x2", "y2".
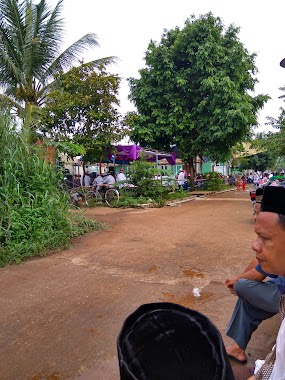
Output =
[{"x1": 0, "y1": 0, "x2": 112, "y2": 140}]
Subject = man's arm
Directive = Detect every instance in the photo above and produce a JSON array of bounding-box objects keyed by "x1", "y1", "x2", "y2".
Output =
[
  {"x1": 225, "y1": 258, "x2": 266, "y2": 295},
  {"x1": 240, "y1": 258, "x2": 259, "y2": 274}
]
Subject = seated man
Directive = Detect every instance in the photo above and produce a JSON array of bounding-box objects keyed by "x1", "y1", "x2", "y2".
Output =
[
  {"x1": 116, "y1": 168, "x2": 127, "y2": 188},
  {"x1": 232, "y1": 186, "x2": 285, "y2": 379},
  {"x1": 93, "y1": 173, "x2": 104, "y2": 195},
  {"x1": 225, "y1": 258, "x2": 285, "y2": 364},
  {"x1": 101, "y1": 172, "x2": 115, "y2": 190}
]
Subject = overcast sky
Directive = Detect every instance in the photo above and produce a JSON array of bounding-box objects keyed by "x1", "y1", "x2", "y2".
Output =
[{"x1": 52, "y1": 0, "x2": 285, "y2": 132}]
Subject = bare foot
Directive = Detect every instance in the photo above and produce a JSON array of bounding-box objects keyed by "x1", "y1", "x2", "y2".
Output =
[{"x1": 226, "y1": 343, "x2": 247, "y2": 363}]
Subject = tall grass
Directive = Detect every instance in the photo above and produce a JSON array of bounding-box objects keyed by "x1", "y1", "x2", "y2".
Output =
[{"x1": 0, "y1": 113, "x2": 102, "y2": 266}]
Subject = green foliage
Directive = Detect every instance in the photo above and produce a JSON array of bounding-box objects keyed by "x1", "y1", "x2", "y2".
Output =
[
  {"x1": 128, "y1": 157, "x2": 167, "y2": 201},
  {"x1": 50, "y1": 141, "x2": 86, "y2": 160},
  {"x1": 0, "y1": 0, "x2": 102, "y2": 136},
  {"x1": 116, "y1": 187, "x2": 195, "y2": 207},
  {"x1": 117, "y1": 195, "x2": 150, "y2": 208},
  {"x1": 275, "y1": 157, "x2": 285, "y2": 172},
  {"x1": 238, "y1": 151, "x2": 277, "y2": 172},
  {"x1": 40, "y1": 62, "x2": 123, "y2": 161},
  {"x1": 203, "y1": 172, "x2": 225, "y2": 191},
  {"x1": 164, "y1": 190, "x2": 193, "y2": 201},
  {"x1": 70, "y1": 213, "x2": 104, "y2": 237},
  {"x1": 127, "y1": 13, "x2": 269, "y2": 168},
  {"x1": 0, "y1": 113, "x2": 102, "y2": 266}
]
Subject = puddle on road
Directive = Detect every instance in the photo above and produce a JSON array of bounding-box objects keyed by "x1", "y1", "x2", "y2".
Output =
[
  {"x1": 31, "y1": 374, "x2": 62, "y2": 380},
  {"x1": 182, "y1": 269, "x2": 204, "y2": 278},
  {"x1": 163, "y1": 291, "x2": 213, "y2": 308},
  {"x1": 148, "y1": 265, "x2": 160, "y2": 273},
  {"x1": 86, "y1": 328, "x2": 97, "y2": 335}
]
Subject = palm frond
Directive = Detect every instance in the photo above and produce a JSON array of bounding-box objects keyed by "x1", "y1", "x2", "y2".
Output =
[
  {"x1": 0, "y1": 0, "x2": 26, "y2": 48},
  {"x1": 0, "y1": 93, "x2": 24, "y2": 113},
  {"x1": 0, "y1": 0, "x2": 106, "y2": 120},
  {"x1": 84, "y1": 56, "x2": 118, "y2": 68},
  {"x1": 31, "y1": 0, "x2": 65, "y2": 77},
  {"x1": 0, "y1": 47, "x2": 26, "y2": 88},
  {"x1": 0, "y1": 1, "x2": 26, "y2": 84},
  {"x1": 45, "y1": 33, "x2": 99, "y2": 79}
]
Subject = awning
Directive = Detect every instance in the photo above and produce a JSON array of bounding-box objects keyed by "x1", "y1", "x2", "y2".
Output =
[{"x1": 110, "y1": 145, "x2": 176, "y2": 165}]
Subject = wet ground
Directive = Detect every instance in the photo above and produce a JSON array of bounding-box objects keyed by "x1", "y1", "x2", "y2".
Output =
[{"x1": 0, "y1": 188, "x2": 280, "y2": 380}]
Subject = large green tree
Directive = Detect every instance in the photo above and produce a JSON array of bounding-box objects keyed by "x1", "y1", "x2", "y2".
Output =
[
  {"x1": 127, "y1": 13, "x2": 269, "y2": 186},
  {"x1": 0, "y1": 0, "x2": 109, "y2": 139},
  {"x1": 40, "y1": 61, "x2": 124, "y2": 162},
  {"x1": 238, "y1": 151, "x2": 277, "y2": 173}
]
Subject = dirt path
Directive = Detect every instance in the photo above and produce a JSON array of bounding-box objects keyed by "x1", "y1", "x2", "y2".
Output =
[{"x1": 0, "y1": 189, "x2": 280, "y2": 380}]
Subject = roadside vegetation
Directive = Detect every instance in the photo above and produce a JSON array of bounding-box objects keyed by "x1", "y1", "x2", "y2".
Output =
[
  {"x1": 117, "y1": 158, "x2": 195, "y2": 207},
  {"x1": 0, "y1": 113, "x2": 103, "y2": 267}
]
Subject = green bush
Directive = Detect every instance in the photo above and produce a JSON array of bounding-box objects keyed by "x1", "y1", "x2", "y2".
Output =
[
  {"x1": 0, "y1": 113, "x2": 102, "y2": 266},
  {"x1": 204, "y1": 172, "x2": 225, "y2": 191},
  {"x1": 128, "y1": 157, "x2": 167, "y2": 203},
  {"x1": 117, "y1": 195, "x2": 149, "y2": 208},
  {"x1": 165, "y1": 190, "x2": 193, "y2": 201}
]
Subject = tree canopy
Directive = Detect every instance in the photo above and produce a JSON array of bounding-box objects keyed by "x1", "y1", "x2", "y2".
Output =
[
  {"x1": 40, "y1": 61, "x2": 123, "y2": 161},
  {"x1": 0, "y1": 0, "x2": 110, "y2": 137},
  {"x1": 238, "y1": 151, "x2": 277, "y2": 173},
  {"x1": 127, "y1": 13, "x2": 269, "y2": 178}
]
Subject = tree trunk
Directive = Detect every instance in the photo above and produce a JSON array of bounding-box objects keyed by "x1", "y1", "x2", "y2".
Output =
[
  {"x1": 188, "y1": 157, "x2": 196, "y2": 191},
  {"x1": 82, "y1": 161, "x2": 87, "y2": 186},
  {"x1": 22, "y1": 102, "x2": 32, "y2": 143}
]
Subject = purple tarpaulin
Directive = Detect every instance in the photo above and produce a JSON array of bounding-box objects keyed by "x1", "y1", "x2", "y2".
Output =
[
  {"x1": 115, "y1": 145, "x2": 142, "y2": 161},
  {"x1": 109, "y1": 145, "x2": 176, "y2": 165}
]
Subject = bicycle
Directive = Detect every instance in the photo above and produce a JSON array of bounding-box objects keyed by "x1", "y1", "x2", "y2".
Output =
[
  {"x1": 69, "y1": 186, "x2": 93, "y2": 207},
  {"x1": 85, "y1": 186, "x2": 120, "y2": 207}
]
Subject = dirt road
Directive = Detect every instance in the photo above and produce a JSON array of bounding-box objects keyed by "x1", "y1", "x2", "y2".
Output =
[{"x1": 0, "y1": 189, "x2": 280, "y2": 380}]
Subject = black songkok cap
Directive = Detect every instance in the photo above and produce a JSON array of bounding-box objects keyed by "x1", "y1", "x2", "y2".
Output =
[
  {"x1": 117, "y1": 302, "x2": 234, "y2": 380},
  {"x1": 261, "y1": 186, "x2": 285, "y2": 215}
]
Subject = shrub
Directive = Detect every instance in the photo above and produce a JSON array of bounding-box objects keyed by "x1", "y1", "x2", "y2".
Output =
[
  {"x1": 0, "y1": 113, "x2": 102, "y2": 266},
  {"x1": 128, "y1": 157, "x2": 167, "y2": 202},
  {"x1": 204, "y1": 172, "x2": 225, "y2": 191}
]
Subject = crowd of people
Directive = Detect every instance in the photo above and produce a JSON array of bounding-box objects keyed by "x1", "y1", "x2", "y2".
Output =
[
  {"x1": 67, "y1": 166, "x2": 285, "y2": 193},
  {"x1": 68, "y1": 168, "x2": 126, "y2": 191}
]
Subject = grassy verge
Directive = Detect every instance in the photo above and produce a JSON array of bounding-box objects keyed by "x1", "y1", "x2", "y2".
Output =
[{"x1": 0, "y1": 113, "x2": 103, "y2": 267}]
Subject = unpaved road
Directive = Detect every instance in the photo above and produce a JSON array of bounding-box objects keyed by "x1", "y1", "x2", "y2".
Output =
[{"x1": 0, "y1": 189, "x2": 280, "y2": 380}]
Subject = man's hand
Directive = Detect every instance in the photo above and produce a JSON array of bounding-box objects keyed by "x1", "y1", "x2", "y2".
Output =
[{"x1": 225, "y1": 276, "x2": 239, "y2": 295}]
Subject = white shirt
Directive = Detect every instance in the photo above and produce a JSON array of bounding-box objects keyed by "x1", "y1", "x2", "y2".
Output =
[
  {"x1": 116, "y1": 172, "x2": 126, "y2": 182},
  {"x1": 177, "y1": 172, "x2": 185, "y2": 185},
  {"x1": 94, "y1": 175, "x2": 103, "y2": 185},
  {"x1": 254, "y1": 314, "x2": 285, "y2": 379},
  {"x1": 103, "y1": 175, "x2": 115, "y2": 185},
  {"x1": 80, "y1": 174, "x2": 92, "y2": 186},
  {"x1": 84, "y1": 175, "x2": 92, "y2": 186},
  {"x1": 269, "y1": 318, "x2": 285, "y2": 379},
  {"x1": 253, "y1": 173, "x2": 259, "y2": 182}
]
